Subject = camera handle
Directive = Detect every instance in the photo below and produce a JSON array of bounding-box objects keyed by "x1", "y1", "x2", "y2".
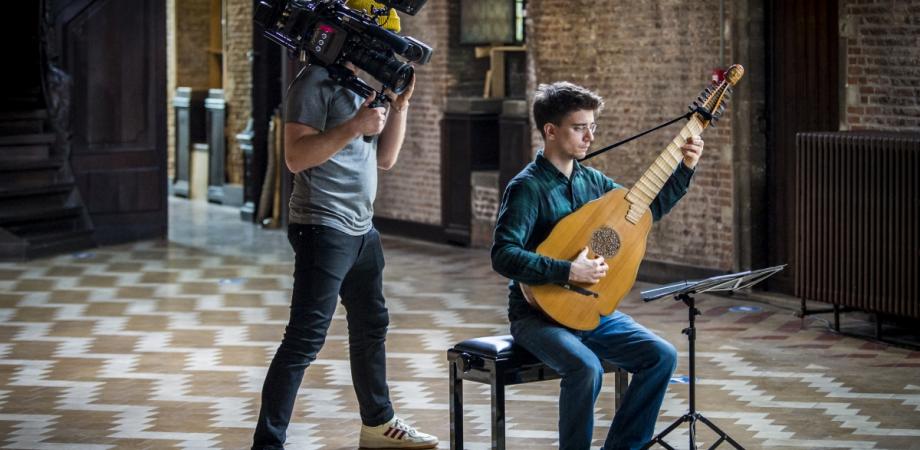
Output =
[
  {"x1": 361, "y1": 94, "x2": 391, "y2": 143},
  {"x1": 325, "y1": 64, "x2": 392, "y2": 144}
]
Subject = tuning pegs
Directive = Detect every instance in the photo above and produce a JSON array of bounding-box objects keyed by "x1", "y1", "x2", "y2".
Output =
[{"x1": 709, "y1": 104, "x2": 727, "y2": 125}]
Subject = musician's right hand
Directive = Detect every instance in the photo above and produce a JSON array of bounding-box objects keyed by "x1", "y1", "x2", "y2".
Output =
[{"x1": 568, "y1": 247, "x2": 608, "y2": 284}]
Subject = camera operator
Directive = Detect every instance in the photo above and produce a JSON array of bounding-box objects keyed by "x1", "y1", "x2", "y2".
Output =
[{"x1": 250, "y1": 2, "x2": 437, "y2": 449}]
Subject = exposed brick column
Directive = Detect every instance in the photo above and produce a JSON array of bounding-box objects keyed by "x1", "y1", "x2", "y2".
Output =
[
  {"x1": 731, "y1": 0, "x2": 769, "y2": 271},
  {"x1": 166, "y1": 0, "x2": 210, "y2": 180},
  {"x1": 223, "y1": 0, "x2": 253, "y2": 185}
]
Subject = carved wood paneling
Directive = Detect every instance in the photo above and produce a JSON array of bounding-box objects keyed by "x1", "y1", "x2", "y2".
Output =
[{"x1": 51, "y1": 0, "x2": 167, "y2": 244}]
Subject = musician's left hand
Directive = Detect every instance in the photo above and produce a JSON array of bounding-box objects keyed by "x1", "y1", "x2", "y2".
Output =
[{"x1": 680, "y1": 135, "x2": 704, "y2": 169}]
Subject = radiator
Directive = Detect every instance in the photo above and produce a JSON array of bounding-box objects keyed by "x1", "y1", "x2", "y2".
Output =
[{"x1": 794, "y1": 132, "x2": 920, "y2": 319}]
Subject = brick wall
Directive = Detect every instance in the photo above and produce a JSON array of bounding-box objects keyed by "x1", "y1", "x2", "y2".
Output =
[
  {"x1": 527, "y1": 0, "x2": 735, "y2": 271},
  {"x1": 163, "y1": 0, "x2": 916, "y2": 274},
  {"x1": 166, "y1": 0, "x2": 210, "y2": 180},
  {"x1": 373, "y1": 0, "x2": 490, "y2": 224},
  {"x1": 843, "y1": 0, "x2": 920, "y2": 131},
  {"x1": 223, "y1": 0, "x2": 253, "y2": 185},
  {"x1": 167, "y1": 0, "x2": 481, "y2": 218},
  {"x1": 374, "y1": 0, "x2": 739, "y2": 270}
]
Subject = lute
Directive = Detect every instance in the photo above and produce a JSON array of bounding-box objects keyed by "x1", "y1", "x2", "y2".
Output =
[{"x1": 521, "y1": 64, "x2": 745, "y2": 330}]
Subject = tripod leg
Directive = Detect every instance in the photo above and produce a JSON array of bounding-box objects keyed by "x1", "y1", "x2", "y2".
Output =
[
  {"x1": 697, "y1": 414, "x2": 745, "y2": 450},
  {"x1": 641, "y1": 414, "x2": 690, "y2": 450}
]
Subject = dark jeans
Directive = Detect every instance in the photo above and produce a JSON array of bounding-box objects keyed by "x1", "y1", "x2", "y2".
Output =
[
  {"x1": 252, "y1": 224, "x2": 394, "y2": 450},
  {"x1": 511, "y1": 311, "x2": 678, "y2": 450}
]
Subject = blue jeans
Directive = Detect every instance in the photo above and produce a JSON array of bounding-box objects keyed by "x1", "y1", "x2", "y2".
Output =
[
  {"x1": 510, "y1": 311, "x2": 677, "y2": 450},
  {"x1": 251, "y1": 224, "x2": 394, "y2": 450}
]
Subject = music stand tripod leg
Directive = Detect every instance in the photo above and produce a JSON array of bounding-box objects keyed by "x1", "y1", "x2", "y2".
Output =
[
  {"x1": 641, "y1": 293, "x2": 745, "y2": 450},
  {"x1": 696, "y1": 414, "x2": 745, "y2": 449},
  {"x1": 641, "y1": 414, "x2": 688, "y2": 450}
]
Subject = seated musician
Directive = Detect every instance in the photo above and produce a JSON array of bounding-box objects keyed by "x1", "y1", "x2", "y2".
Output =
[{"x1": 490, "y1": 81, "x2": 704, "y2": 450}]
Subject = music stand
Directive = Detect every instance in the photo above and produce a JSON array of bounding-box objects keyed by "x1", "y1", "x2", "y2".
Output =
[{"x1": 640, "y1": 265, "x2": 785, "y2": 450}]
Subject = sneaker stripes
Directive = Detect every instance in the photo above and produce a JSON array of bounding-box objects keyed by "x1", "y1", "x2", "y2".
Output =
[{"x1": 383, "y1": 427, "x2": 407, "y2": 440}]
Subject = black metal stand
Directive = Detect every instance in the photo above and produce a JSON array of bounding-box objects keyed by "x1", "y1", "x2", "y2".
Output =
[{"x1": 641, "y1": 292, "x2": 744, "y2": 450}]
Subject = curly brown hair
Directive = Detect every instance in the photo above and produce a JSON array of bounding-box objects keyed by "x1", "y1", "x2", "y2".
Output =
[{"x1": 532, "y1": 82, "x2": 604, "y2": 139}]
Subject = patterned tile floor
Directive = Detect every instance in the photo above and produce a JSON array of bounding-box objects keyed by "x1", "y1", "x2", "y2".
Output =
[{"x1": 1, "y1": 198, "x2": 919, "y2": 449}]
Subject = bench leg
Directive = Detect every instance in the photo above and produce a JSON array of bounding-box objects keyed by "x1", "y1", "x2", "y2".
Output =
[
  {"x1": 614, "y1": 369, "x2": 629, "y2": 411},
  {"x1": 491, "y1": 372, "x2": 506, "y2": 450},
  {"x1": 449, "y1": 360, "x2": 463, "y2": 450}
]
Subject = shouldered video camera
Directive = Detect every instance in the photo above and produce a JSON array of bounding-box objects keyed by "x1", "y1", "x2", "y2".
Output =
[{"x1": 255, "y1": 0, "x2": 433, "y2": 102}]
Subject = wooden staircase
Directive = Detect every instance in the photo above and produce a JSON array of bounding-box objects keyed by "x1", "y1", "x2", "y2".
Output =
[{"x1": 0, "y1": 109, "x2": 95, "y2": 261}]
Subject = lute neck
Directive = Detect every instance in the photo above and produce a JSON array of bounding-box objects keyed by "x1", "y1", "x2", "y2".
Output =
[{"x1": 624, "y1": 116, "x2": 706, "y2": 224}]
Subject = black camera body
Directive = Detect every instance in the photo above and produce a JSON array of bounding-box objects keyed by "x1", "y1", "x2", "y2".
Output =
[{"x1": 255, "y1": 0, "x2": 432, "y2": 101}]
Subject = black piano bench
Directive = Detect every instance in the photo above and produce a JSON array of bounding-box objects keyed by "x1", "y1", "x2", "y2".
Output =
[{"x1": 447, "y1": 335, "x2": 630, "y2": 450}]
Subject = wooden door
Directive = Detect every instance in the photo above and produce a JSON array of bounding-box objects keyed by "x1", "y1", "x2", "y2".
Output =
[
  {"x1": 766, "y1": 0, "x2": 839, "y2": 292},
  {"x1": 50, "y1": 0, "x2": 167, "y2": 244}
]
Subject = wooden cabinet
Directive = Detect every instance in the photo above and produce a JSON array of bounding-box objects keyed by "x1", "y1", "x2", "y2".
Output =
[
  {"x1": 440, "y1": 98, "x2": 502, "y2": 245},
  {"x1": 441, "y1": 98, "x2": 532, "y2": 246},
  {"x1": 498, "y1": 99, "x2": 531, "y2": 195}
]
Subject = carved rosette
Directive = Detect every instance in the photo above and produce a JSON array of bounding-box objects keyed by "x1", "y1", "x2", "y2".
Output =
[{"x1": 590, "y1": 226, "x2": 621, "y2": 258}]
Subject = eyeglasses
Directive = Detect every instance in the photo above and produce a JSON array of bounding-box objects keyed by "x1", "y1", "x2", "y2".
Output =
[{"x1": 570, "y1": 123, "x2": 597, "y2": 135}]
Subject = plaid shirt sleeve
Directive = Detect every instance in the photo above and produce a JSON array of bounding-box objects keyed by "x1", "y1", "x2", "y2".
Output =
[
  {"x1": 650, "y1": 162, "x2": 695, "y2": 221},
  {"x1": 491, "y1": 181, "x2": 572, "y2": 285}
]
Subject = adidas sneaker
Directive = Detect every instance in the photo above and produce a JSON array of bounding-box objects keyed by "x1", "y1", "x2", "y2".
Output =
[{"x1": 358, "y1": 416, "x2": 438, "y2": 449}]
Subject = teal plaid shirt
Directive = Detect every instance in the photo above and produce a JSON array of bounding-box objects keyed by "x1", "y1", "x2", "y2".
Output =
[{"x1": 490, "y1": 151, "x2": 695, "y2": 320}]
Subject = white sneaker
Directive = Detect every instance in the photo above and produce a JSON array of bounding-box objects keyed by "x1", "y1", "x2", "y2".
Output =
[{"x1": 359, "y1": 416, "x2": 439, "y2": 449}]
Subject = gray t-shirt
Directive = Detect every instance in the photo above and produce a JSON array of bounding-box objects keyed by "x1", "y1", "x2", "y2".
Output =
[{"x1": 284, "y1": 65, "x2": 377, "y2": 235}]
